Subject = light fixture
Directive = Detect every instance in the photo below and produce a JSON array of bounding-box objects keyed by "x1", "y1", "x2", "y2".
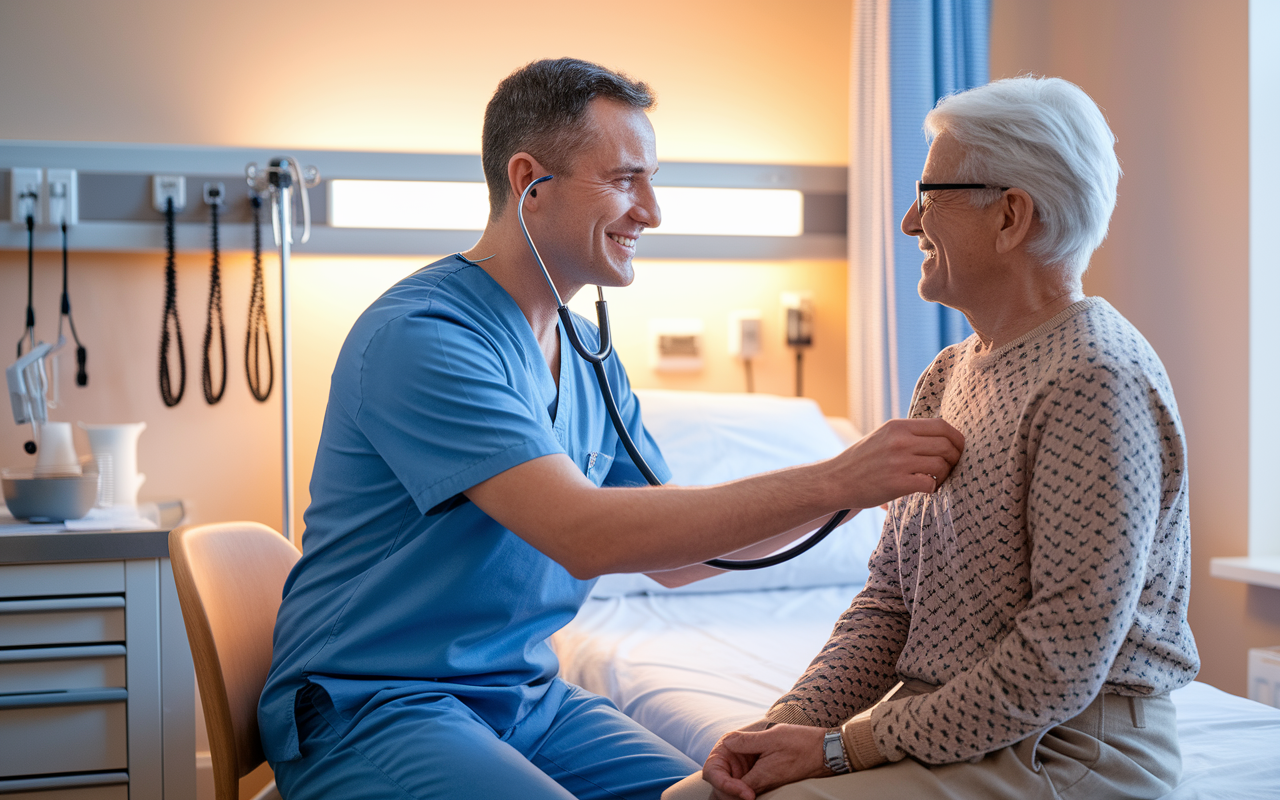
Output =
[
  {"x1": 329, "y1": 180, "x2": 490, "y2": 230},
  {"x1": 327, "y1": 180, "x2": 804, "y2": 237},
  {"x1": 650, "y1": 187, "x2": 803, "y2": 237}
]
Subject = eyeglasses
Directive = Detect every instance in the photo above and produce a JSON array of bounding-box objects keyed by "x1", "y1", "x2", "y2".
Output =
[{"x1": 916, "y1": 181, "x2": 1010, "y2": 215}]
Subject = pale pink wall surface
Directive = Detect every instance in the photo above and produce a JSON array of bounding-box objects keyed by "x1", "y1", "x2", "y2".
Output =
[{"x1": 991, "y1": 0, "x2": 1279, "y2": 697}]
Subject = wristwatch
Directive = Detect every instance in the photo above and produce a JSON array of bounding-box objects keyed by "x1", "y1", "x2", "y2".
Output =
[{"x1": 822, "y1": 729, "x2": 851, "y2": 775}]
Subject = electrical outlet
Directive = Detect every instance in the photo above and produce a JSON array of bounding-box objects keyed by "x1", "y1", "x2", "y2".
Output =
[
  {"x1": 781, "y1": 292, "x2": 814, "y2": 347},
  {"x1": 9, "y1": 167, "x2": 43, "y2": 225},
  {"x1": 46, "y1": 168, "x2": 78, "y2": 226},
  {"x1": 203, "y1": 181, "x2": 225, "y2": 207},
  {"x1": 728, "y1": 310, "x2": 763, "y2": 360},
  {"x1": 152, "y1": 175, "x2": 187, "y2": 213},
  {"x1": 649, "y1": 318, "x2": 704, "y2": 373}
]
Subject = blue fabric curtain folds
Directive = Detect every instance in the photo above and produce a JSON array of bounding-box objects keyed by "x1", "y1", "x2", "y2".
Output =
[{"x1": 885, "y1": 0, "x2": 989, "y2": 417}]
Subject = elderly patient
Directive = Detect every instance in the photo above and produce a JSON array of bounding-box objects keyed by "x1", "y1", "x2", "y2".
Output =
[{"x1": 665, "y1": 76, "x2": 1200, "y2": 800}]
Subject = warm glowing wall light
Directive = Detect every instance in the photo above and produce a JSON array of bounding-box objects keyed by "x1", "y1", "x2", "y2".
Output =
[
  {"x1": 328, "y1": 181, "x2": 803, "y2": 236},
  {"x1": 650, "y1": 187, "x2": 803, "y2": 237},
  {"x1": 329, "y1": 180, "x2": 490, "y2": 230}
]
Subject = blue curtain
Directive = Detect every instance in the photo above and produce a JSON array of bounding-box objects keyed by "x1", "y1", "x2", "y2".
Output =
[{"x1": 885, "y1": 0, "x2": 989, "y2": 417}]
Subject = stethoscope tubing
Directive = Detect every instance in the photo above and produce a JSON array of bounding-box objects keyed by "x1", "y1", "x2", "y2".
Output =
[{"x1": 517, "y1": 176, "x2": 849, "y2": 570}]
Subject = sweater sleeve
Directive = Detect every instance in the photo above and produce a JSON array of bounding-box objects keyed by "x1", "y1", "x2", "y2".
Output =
[
  {"x1": 864, "y1": 361, "x2": 1176, "y2": 765},
  {"x1": 765, "y1": 516, "x2": 911, "y2": 728}
]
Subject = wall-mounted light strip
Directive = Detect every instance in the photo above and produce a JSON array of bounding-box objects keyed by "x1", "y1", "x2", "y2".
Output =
[
  {"x1": 327, "y1": 180, "x2": 804, "y2": 237},
  {"x1": 649, "y1": 187, "x2": 802, "y2": 237},
  {"x1": 1, "y1": 143, "x2": 846, "y2": 259},
  {"x1": 328, "y1": 180, "x2": 490, "y2": 230}
]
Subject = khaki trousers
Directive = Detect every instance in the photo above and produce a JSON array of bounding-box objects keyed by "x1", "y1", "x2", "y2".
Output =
[{"x1": 662, "y1": 687, "x2": 1181, "y2": 800}]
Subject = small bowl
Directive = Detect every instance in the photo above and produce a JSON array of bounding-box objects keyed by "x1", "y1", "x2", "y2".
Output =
[{"x1": 1, "y1": 469, "x2": 100, "y2": 522}]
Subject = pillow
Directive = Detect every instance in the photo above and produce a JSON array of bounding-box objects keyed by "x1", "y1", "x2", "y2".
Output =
[{"x1": 590, "y1": 389, "x2": 885, "y2": 596}]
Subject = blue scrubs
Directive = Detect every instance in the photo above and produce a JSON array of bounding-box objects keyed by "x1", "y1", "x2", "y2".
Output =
[{"x1": 259, "y1": 255, "x2": 696, "y2": 799}]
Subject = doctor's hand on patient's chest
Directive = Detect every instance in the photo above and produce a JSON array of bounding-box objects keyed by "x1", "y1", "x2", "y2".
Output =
[
  {"x1": 832, "y1": 417, "x2": 963, "y2": 510},
  {"x1": 703, "y1": 724, "x2": 832, "y2": 800}
]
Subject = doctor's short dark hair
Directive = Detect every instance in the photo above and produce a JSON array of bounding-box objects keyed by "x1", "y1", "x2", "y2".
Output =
[{"x1": 482, "y1": 57, "x2": 655, "y2": 218}]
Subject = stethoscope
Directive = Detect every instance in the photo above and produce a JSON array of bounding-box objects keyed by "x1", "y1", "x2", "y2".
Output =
[{"x1": 517, "y1": 175, "x2": 850, "y2": 570}]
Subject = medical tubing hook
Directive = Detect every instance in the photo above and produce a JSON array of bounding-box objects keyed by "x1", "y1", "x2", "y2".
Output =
[{"x1": 517, "y1": 175, "x2": 849, "y2": 571}]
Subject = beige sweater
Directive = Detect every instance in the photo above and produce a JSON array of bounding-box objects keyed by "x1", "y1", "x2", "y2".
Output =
[{"x1": 766, "y1": 298, "x2": 1199, "y2": 769}]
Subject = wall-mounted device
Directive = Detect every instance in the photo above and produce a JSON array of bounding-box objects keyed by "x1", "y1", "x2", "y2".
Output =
[
  {"x1": 650, "y1": 318, "x2": 705, "y2": 373},
  {"x1": 46, "y1": 169, "x2": 78, "y2": 227},
  {"x1": 728, "y1": 310, "x2": 762, "y2": 393},
  {"x1": 781, "y1": 291, "x2": 814, "y2": 347},
  {"x1": 728, "y1": 310, "x2": 763, "y2": 360},
  {"x1": 153, "y1": 175, "x2": 187, "y2": 213},
  {"x1": 9, "y1": 167, "x2": 42, "y2": 226},
  {"x1": 781, "y1": 292, "x2": 814, "y2": 396}
]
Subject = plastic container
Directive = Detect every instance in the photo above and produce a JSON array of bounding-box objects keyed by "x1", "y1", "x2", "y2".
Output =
[{"x1": 1, "y1": 469, "x2": 100, "y2": 521}]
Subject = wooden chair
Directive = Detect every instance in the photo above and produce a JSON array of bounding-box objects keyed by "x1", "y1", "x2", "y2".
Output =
[{"x1": 170, "y1": 522, "x2": 300, "y2": 800}]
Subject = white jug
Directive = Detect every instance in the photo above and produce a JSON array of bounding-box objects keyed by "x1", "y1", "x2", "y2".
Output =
[{"x1": 79, "y1": 422, "x2": 146, "y2": 508}]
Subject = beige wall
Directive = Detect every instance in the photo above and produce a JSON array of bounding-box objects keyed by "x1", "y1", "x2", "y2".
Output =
[
  {"x1": 0, "y1": 0, "x2": 853, "y2": 534},
  {"x1": 991, "y1": 0, "x2": 1280, "y2": 696}
]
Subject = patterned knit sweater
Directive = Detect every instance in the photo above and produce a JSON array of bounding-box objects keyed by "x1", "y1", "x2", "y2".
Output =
[{"x1": 766, "y1": 298, "x2": 1200, "y2": 769}]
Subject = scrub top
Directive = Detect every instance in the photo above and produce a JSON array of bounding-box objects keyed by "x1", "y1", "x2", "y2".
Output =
[{"x1": 259, "y1": 255, "x2": 670, "y2": 763}]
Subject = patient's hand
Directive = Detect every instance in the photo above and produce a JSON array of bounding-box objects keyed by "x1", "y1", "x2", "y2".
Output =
[{"x1": 703, "y1": 724, "x2": 830, "y2": 800}]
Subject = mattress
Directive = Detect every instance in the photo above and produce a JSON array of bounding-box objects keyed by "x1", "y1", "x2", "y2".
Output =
[{"x1": 551, "y1": 586, "x2": 1280, "y2": 799}]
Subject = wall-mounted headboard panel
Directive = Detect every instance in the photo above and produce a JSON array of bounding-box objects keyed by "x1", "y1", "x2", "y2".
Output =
[{"x1": 0, "y1": 142, "x2": 847, "y2": 259}]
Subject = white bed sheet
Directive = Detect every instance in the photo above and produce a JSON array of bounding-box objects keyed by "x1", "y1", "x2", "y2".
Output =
[{"x1": 551, "y1": 587, "x2": 1280, "y2": 800}]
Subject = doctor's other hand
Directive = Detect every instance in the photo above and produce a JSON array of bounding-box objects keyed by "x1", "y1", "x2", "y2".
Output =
[
  {"x1": 703, "y1": 724, "x2": 830, "y2": 800},
  {"x1": 835, "y1": 417, "x2": 963, "y2": 509}
]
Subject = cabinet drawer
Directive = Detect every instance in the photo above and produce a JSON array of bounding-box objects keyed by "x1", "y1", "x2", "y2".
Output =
[
  {"x1": 0, "y1": 562, "x2": 125, "y2": 599},
  {"x1": 0, "y1": 697, "x2": 127, "y2": 778},
  {"x1": 0, "y1": 771, "x2": 129, "y2": 799},
  {"x1": 0, "y1": 646, "x2": 126, "y2": 694},
  {"x1": 0, "y1": 788, "x2": 128, "y2": 800},
  {"x1": 0, "y1": 598, "x2": 125, "y2": 648}
]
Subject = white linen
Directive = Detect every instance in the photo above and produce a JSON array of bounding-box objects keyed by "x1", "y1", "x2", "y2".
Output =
[{"x1": 552, "y1": 587, "x2": 1280, "y2": 799}]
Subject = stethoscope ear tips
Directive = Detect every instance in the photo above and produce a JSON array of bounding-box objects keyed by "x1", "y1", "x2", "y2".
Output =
[{"x1": 530, "y1": 188, "x2": 537, "y2": 198}]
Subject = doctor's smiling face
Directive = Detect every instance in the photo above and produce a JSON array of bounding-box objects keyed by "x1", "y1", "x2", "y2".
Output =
[{"x1": 526, "y1": 97, "x2": 662, "y2": 295}]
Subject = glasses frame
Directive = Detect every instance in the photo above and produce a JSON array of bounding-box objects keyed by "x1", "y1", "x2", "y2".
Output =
[{"x1": 916, "y1": 181, "x2": 1010, "y2": 215}]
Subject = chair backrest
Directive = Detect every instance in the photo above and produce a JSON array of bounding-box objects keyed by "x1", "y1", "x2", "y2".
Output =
[{"x1": 170, "y1": 522, "x2": 300, "y2": 800}]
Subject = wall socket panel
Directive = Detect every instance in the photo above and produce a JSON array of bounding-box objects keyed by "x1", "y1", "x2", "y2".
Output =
[
  {"x1": 9, "y1": 167, "x2": 43, "y2": 225},
  {"x1": 650, "y1": 318, "x2": 705, "y2": 373},
  {"x1": 1248, "y1": 646, "x2": 1280, "y2": 710},
  {"x1": 45, "y1": 168, "x2": 78, "y2": 226},
  {"x1": 152, "y1": 175, "x2": 187, "y2": 213},
  {"x1": 728, "y1": 310, "x2": 763, "y2": 359}
]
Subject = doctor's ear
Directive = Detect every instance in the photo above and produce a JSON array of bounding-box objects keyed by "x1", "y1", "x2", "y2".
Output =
[{"x1": 507, "y1": 153, "x2": 547, "y2": 206}]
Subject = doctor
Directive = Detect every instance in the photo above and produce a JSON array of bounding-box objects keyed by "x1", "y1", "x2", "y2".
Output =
[{"x1": 259, "y1": 57, "x2": 965, "y2": 800}]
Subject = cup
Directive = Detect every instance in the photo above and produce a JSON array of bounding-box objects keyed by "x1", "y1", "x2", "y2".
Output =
[
  {"x1": 79, "y1": 422, "x2": 146, "y2": 508},
  {"x1": 34, "y1": 421, "x2": 82, "y2": 476}
]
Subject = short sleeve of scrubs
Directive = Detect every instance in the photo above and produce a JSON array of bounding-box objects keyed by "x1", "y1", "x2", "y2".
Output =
[{"x1": 346, "y1": 277, "x2": 566, "y2": 515}]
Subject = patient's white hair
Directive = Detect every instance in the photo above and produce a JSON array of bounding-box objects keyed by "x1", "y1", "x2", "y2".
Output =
[{"x1": 924, "y1": 76, "x2": 1121, "y2": 276}]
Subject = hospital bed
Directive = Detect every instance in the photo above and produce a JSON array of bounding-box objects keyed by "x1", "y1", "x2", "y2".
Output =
[{"x1": 550, "y1": 389, "x2": 1280, "y2": 799}]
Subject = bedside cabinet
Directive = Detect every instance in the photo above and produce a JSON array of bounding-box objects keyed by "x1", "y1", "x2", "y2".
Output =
[{"x1": 0, "y1": 530, "x2": 195, "y2": 799}]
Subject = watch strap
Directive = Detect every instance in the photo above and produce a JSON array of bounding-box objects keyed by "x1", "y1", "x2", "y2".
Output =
[{"x1": 822, "y1": 728, "x2": 851, "y2": 774}]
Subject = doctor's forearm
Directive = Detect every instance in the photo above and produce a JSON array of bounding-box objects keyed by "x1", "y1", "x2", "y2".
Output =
[
  {"x1": 644, "y1": 513, "x2": 849, "y2": 587},
  {"x1": 469, "y1": 454, "x2": 848, "y2": 579}
]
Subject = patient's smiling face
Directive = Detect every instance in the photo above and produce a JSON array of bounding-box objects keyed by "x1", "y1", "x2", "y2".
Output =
[{"x1": 900, "y1": 133, "x2": 1006, "y2": 314}]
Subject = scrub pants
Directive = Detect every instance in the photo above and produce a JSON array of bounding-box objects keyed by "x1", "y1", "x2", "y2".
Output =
[
  {"x1": 662, "y1": 691, "x2": 1181, "y2": 800},
  {"x1": 273, "y1": 679, "x2": 698, "y2": 800}
]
